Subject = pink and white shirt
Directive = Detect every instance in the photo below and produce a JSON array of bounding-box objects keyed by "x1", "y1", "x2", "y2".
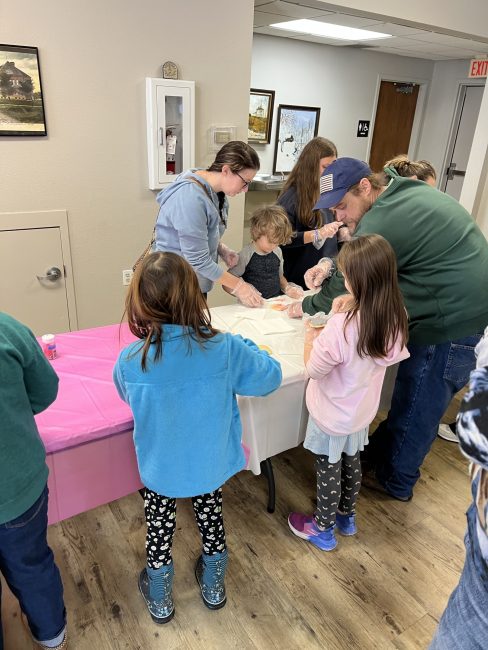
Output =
[{"x1": 306, "y1": 312, "x2": 410, "y2": 436}]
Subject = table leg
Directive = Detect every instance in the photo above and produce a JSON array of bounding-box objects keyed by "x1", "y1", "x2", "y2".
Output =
[{"x1": 260, "y1": 458, "x2": 275, "y2": 513}]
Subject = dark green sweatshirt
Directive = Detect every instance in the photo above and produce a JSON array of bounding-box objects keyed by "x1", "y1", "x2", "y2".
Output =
[
  {"x1": 0, "y1": 313, "x2": 59, "y2": 524},
  {"x1": 302, "y1": 176, "x2": 488, "y2": 345}
]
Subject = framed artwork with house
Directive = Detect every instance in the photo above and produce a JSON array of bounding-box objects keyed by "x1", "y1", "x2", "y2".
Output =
[
  {"x1": 0, "y1": 44, "x2": 47, "y2": 136},
  {"x1": 248, "y1": 88, "x2": 275, "y2": 144}
]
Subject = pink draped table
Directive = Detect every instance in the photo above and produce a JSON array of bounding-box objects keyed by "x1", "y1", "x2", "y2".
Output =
[{"x1": 36, "y1": 324, "x2": 143, "y2": 524}]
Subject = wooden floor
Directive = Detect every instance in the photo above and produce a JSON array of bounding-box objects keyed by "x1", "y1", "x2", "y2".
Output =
[{"x1": 3, "y1": 409, "x2": 469, "y2": 650}]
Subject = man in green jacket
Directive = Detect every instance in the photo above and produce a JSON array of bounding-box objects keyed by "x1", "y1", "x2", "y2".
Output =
[
  {"x1": 302, "y1": 157, "x2": 488, "y2": 501},
  {"x1": 0, "y1": 312, "x2": 66, "y2": 649}
]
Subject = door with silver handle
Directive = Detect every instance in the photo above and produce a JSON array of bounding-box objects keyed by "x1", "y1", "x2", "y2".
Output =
[{"x1": 37, "y1": 266, "x2": 63, "y2": 283}]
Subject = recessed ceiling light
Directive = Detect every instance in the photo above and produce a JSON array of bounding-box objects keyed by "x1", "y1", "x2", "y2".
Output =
[{"x1": 269, "y1": 19, "x2": 392, "y2": 41}]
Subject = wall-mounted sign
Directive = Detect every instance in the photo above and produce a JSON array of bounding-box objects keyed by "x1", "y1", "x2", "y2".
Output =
[
  {"x1": 469, "y1": 59, "x2": 488, "y2": 78},
  {"x1": 357, "y1": 120, "x2": 370, "y2": 137}
]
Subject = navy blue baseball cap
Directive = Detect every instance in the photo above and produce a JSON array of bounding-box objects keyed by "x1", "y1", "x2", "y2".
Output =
[{"x1": 314, "y1": 158, "x2": 372, "y2": 210}]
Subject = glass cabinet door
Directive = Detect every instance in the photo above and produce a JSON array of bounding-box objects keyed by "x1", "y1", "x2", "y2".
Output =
[{"x1": 146, "y1": 79, "x2": 195, "y2": 190}]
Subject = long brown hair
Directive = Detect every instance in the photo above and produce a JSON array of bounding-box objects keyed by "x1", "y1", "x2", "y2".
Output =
[
  {"x1": 337, "y1": 235, "x2": 408, "y2": 358},
  {"x1": 279, "y1": 137, "x2": 337, "y2": 228},
  {"x1": 124, "y1": 252, "x2": 218, "y2": 371}
]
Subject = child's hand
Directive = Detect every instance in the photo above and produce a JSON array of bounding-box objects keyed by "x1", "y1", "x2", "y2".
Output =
[
  {"x1": 284, "y1": 282, "x2": 304, "y2": 300},
  {"x1": 218, "y1": 242, "x2": 239, "y2": 269},
  {"x1": 332, "y1": 294, "x2": 355, "y2": 313},
  {"x1": 303, "y1": 319, "x2": 324, "y2": 348}
]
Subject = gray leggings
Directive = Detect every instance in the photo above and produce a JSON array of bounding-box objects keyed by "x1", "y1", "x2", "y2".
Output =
[{"x1": 314, "y1": 451, "x2": 362, "y2": 529}]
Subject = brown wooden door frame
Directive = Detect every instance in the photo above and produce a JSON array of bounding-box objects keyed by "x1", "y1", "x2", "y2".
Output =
[{"x1": 366, "y1": 75, "x2": 429, "y2": 169}]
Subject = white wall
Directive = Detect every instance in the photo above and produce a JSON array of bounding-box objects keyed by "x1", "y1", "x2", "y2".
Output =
[
  {"x1": 251, "y1": 34, "x2": 434, "y2": 172},
  {"x1": 1, "y1": 0, "x2": 255, "y2": 326},
  {"x1": 418, "y1": 60, "x2": 486, "y2": 183}
]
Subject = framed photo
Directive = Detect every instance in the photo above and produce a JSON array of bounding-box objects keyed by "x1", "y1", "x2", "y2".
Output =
[
  {"x1": 273, "y1": 104, "x2": 321, "y2": 174},
  {"x1": 0, "y1": 44, "x2": 47, "y2": 136},
  {"x1": 248, "y1": 88, "x2": 275, "y2": 144}
]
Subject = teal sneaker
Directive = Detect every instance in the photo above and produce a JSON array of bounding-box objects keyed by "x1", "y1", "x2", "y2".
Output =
[{"x1": 288, "y1": 513, "x2": 337, "y2": 551}]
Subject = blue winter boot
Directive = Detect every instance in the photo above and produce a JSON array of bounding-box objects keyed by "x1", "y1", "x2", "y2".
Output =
[
  {"x1": 195, "y1": 549, "x2": 228, "y2": 610},
  {"x1": 138, "y1": 563, "x2": 175, "y2": 624}
]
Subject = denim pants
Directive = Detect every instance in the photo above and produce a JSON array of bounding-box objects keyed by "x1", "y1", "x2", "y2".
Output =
[
  {"x1": 368, "y1": 333, "x2": 480, "y2": 499},
  {"x1": 429, "y1": 503, "x2": 488, "y2": 649},
  {"x1": 0, "y1": 485, "x2": 65, "y2": 649}
]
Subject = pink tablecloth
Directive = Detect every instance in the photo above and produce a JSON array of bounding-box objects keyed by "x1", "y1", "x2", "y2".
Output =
[{"x1": 35, "y1": 324, "x2": 137, "y2": 452}]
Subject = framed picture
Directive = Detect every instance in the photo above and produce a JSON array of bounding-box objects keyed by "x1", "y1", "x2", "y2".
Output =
[
  {"x1": 0, "y1": 44, "x2": 47, "y2": 136},
  {"x1": 248, "y1": 88, "x2": 275, "y2": 144},
  {"x1": 273, "y1": 104, "x2": 321, "y2": 174}
]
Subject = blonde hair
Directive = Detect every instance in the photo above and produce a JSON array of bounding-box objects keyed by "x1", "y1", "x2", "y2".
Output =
[
  {"x1": 124, "y1": 252, "x2": 218, "y2": 371},
  {"x1": 385, "y1": 154, "x2": 436, "y2": 182},
  {"x1": 249, "y1": 205, "x2": 293, "y2": 245}
]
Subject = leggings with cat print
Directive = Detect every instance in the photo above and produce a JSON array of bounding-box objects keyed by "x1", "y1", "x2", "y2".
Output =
[{"x1": 144, "y1": 487, "x2": 226, "y2": 568}]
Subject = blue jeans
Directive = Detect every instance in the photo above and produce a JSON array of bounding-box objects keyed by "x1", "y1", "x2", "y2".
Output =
[
  {"x1": 369, "y1": 333, "x2": 481, "y2": 499},
  {"x1": 429, "y1": 503, "x2": 488, "y2": 648},
  {"x1": 0, "y1": 486, "x2": 65, "y2": 649}
]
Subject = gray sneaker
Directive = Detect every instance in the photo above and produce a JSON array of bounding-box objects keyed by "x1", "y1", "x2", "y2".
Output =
[
  {"x1": 138, "y1": 567, "x2": 175, "y2": 624},
  {"x1": 438, "y1": 423, "x2": 459, "y2": 443}
]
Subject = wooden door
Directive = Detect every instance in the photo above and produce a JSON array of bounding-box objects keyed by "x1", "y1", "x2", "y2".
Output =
[
  {"x1": 0, "y1": 226, "x2": 71, "y2": 335},
  {"x1": 369, "y1": 81, "x2": 420, "y2": 172}
]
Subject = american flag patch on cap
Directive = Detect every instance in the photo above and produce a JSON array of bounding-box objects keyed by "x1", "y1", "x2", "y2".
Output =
[{"x1": 320, "y1": 173, "x2": 334, "y2": 194}]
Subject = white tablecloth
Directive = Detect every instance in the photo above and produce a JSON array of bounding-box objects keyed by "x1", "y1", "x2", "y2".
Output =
[{"x1": 210, "y1": 303, "x2": 308, "y2": 475}]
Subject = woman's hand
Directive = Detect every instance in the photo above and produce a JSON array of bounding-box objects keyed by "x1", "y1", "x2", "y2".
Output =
[
  {"x1": 331, "y1": 294, "x2": 355, "y2": 313},
  {"x1": 231, "y1": 278, "x2": 263, "y2": 308},
  {"x1": 318, "y1": 221, "x2": 343, "y2": 240}
]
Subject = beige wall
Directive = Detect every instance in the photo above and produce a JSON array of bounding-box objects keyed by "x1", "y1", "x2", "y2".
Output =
[{"x1": 2, "y1": 0, "x2": 254, "y2": 327}]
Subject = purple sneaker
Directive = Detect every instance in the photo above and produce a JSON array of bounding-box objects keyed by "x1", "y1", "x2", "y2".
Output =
[
  {"x1": 335, "y1": 512, "x2": 357, "y2": 536},
  {"x1": 288, "y1": 513, "x2": 337, "y2": 551}
]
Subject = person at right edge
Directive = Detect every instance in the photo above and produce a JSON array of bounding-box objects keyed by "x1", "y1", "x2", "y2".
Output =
[
  {"x1": 298, "y1": 157, "x2": 488, "y2": 502},
  {"x1": 430, "y1": 326, "x2": 488, "y2": 649}
]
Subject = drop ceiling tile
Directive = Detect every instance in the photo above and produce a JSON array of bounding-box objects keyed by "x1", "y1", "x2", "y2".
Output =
[
  {"x1": 312, "y1": 12, "x2": 383, "y2": 28},
  {"x1": 403, "y1": 31, "x2": 487, "y2": 48},
  {"x1": 368, "y1": 23, "x2": 432, "y2": 38},
  {"x1": 258, "y1": 1, "x2": 334, "y2": 19},
  {"x1": 254, "y1": 11, "x2": 298, "y2": 28},
  {"x1": 366, "y1": 46, "x2": 451, "y2": 60}
]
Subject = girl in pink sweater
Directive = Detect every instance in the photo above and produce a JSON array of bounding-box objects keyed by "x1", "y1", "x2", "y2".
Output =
[{"x1": 289, "y1": 234, "x2": 409, "y2": 551}]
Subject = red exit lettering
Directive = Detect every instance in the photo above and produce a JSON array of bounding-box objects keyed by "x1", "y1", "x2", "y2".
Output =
[{"x1": 469, "y1": 59, "x2": 488, "y2": 78}]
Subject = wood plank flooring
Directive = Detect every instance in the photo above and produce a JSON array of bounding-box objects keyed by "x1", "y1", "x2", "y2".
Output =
[{"x1": 2, "y1": 411, "x2": 470, "y2": 649}]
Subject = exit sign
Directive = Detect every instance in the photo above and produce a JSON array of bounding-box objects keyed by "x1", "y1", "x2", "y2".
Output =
[{"x1": 469, "y1": 59, "x2": 488, "y2": 78}]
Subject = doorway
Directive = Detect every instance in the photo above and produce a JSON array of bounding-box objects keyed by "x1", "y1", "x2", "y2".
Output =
[
  {"x1": 442, "y1": 84, "x2": 485, "y2": 200},
  {"x1": 369, "y1": 80, "x2": 420, "y2": 172}
]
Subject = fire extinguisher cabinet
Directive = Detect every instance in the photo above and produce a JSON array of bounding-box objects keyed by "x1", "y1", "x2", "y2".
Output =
[{"x1": 146, "y1": 78, "x2": 195, "y2": 190}]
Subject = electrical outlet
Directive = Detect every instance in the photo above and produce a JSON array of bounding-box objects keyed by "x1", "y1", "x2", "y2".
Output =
[{"x1": 122, "y1": 269, "x2": 133, "y2": 286}]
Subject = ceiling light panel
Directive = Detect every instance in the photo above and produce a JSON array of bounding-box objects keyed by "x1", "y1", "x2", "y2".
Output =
[{"x1": 270, "y1": 19, "x2": 392, "y2": 41}]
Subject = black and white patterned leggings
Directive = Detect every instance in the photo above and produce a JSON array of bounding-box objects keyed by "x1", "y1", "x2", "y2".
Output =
[
  {"x1": 314, "y1": 451, "x2": 362, "y2": 530},
  {"x1": 144, "y1": 487, "x2": 226, "y2": 568}
]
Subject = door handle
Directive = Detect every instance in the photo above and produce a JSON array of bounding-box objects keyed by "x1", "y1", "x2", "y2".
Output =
[
  {"x1": 37, "y1": 267, "x2": 62, "y2": 282},
  {"x1": 446, "y1": 163, "x2": 466, "y2": 181}
]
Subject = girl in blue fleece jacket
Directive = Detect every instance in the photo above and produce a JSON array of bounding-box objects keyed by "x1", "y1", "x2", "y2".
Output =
[{"x1": 113, "y1": 252, "x2": 281, "y2": 624}]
